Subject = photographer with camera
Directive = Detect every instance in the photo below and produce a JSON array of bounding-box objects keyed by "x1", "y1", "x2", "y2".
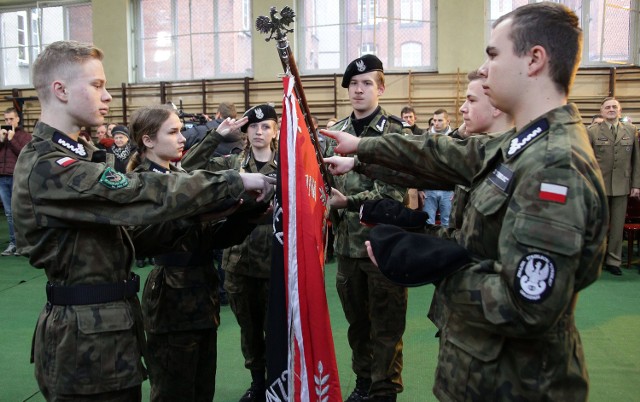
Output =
[
  {"x1": 182, "y1": 102, "x2": 244, "y2": 153},
  {"x1": 1, "y1": 107, "x2": 31, "y2": 256}
]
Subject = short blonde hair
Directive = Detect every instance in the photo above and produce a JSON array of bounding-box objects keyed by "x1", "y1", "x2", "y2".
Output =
[{"x1": 32, "y1": 40, "x2": 104, "y2": 103}]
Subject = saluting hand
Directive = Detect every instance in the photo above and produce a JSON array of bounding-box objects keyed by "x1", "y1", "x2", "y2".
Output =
[
  {"x1": 240, "y1": 173, "x2": 276, "y2": 202},
  {"x1": 324, "y1": 155, "x2": 355, "y2": 176},
  {"x1": 216, "y1": 116, "x2": 249, "y2": 136},
  {"x1": 320, "y1": 129, "x2": 360, "y2": 154}
]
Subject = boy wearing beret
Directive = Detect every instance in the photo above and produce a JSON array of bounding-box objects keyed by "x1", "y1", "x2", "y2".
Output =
[{"x1": 326, "y1": 54, "x2": 411, "y2": 402}]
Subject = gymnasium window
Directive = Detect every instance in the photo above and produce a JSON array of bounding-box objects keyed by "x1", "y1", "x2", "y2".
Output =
[
  {"x1": 296, "y1": 0, "x2": 436, "y2": 74},
  {"x1": 0, "y1": 2, "x2": 92, "y2": 88},
  {"x1": 488, "y1": 0, "x2": 639, "y2": 66},
  {"x1": 133, "y1": 0, "x2": 253, "y2": 82}
]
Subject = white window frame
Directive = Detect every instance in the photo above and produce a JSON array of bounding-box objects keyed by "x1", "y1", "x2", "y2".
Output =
[{"x1": 486, "y1": 0, "x2": 639, "y2": 67}]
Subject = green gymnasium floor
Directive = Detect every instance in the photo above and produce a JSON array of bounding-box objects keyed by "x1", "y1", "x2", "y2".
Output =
[{"x1": 0, "y1": 217, "x2": 639, "y2": 401}]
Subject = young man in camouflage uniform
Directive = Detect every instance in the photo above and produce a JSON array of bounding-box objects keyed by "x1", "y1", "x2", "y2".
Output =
[
  {"x1": 12, "y1": 40, "x2": 274, "y2": 401},
  {"x1": 323, "y1": 3, "x2": 608, "y2": 401},
  {"x1": 326, "y1": 54, "x2": 411, "y2": 402}
]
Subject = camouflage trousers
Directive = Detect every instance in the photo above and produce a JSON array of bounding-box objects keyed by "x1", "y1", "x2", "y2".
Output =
[
  {"x1": 224, "y1": 271, "x2": 269, "y2": 371},
  {"x1": 146, "y1": 328, "x2": 217, "y2": 402},
  {"x1": 40, "y1": 386, "x2": 142, "y2": 402},
  {"x1": 336, "y1": 255, "x2": 408, "y2": 396}
]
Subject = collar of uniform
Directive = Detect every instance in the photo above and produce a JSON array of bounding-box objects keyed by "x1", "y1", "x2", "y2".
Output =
[
  {"x1": 350, "y1": 106, "x2": 384, "y2": 134},
  {"x1": 34, "y1": 122, "x2": 95, "y2": 160},
  {"x1": 140, "y1": 158, "x2": 182, "y2": 174},
  {"x1": 501, "y1": 104, "x2": 580, "y2": 162},
  {"x1": 244, "y1": 148, "x2": 278, "y2": 170},
  {"x1": 605, "y1": 121, "x2": 619, "y2": 131}
]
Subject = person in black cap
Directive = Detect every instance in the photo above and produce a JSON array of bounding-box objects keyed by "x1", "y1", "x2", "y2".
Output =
[
  {"x1": 181, "y1": 103, "x2": 278, "y2": 402},
  {"x1": 326, "y1": 55, "x2": 411, "y2": 402}
]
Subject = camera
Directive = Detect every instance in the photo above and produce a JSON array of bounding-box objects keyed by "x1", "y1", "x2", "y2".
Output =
[
  {"x1": 1, "y1": 125, "x2": 12, "y2": 131},
  {"x1": 168, "y1": 100, "x2": 208, "y2": 131},
  {"x1": 178, "y1": 111, "x2": 208, "y2": 131}
]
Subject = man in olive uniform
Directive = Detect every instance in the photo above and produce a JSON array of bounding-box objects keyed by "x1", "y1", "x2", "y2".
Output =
[
  {"x1": 326, "y1": 54, "x2": 410, "y2": 402},
  {"x1": 587, "y1": 97, "x2": 640, "y2": 275},
  {"x1": 11, "y1": 40, "x2": 274, "y2": 401},
  {"x1": 323, "y1": 3, "x2": 608, "y2": 401}
]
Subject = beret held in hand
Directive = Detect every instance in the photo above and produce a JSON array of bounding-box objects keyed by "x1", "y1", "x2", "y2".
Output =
[
  {"x1": 369, "y1": 224, "x2": 472, "y2": 287},
  {"x1": 360, "y1": 198, "x2": 428, "y2": 230}
]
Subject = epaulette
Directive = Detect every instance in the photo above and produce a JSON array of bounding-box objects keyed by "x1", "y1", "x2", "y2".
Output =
[
  {"x1": 333, "y1": 117, "x2": 350, "y2": 132},
  {"x1": 33, "y1": 138, "x2": 56, "y2": 156},
  {"x1": 389, "y1": 115, "x2": 406, "y2": 125}
]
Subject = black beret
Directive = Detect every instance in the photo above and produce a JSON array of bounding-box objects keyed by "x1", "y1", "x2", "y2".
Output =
[
  {"x1": 111, "y1": 125, "x2": 129, "y2": 138},
  {"x1": 360, "y1": 199, "x2": 428, "y2": 230},
  {"x1": 341, "y1": 54, "x2": 384, "y2": 88},
  {"x1": 368, "y1": 224, "x2": 472, "y2": 287},
  {"x1": 241, "y1": 104, "x2": 278, "y2": 133}
]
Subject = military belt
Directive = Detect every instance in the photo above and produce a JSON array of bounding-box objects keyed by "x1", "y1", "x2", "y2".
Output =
[{"x1": 46, "y1": 274, "x2": 140, "y2": 305}]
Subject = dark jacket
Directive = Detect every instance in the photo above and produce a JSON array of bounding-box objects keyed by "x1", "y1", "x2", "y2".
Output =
[{"x1": 0, "y1": 127, "x2": 31, "y2": 175}]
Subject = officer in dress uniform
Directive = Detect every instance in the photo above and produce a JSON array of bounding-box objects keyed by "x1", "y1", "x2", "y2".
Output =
[
  {"x1": 325, "y1": 54, "x2": 411, "y2": 402},
  {"x1": 587, "y1": 97, "x2": 640, "y2": 276}
]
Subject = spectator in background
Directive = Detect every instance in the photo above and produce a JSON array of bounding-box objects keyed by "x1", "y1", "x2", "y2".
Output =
[
  {"x1": 400, "y1": 106, "x2": 426, "y2": 135},
  {"x1": 107, "y1": 122, "x2": 116, "y2": 136},
  {"x1": 94, "y1": 123, "x2": 108, "y2": 144},
  {"x1": 587, "y1": 97, "x2": 640, "y2": 276},
  {"x1": 0, "y1": 107, "x2": 31, "y2": 256},
  {"x1": 183, "y1": 102, "x2": 238, "y2": 152},
  {"x1": 108, "y1": 125, "x2": 136, "y2": 173},
  {"x1": 326, "y1": 117, "x2": 338, "y2": 128},
  {"x1": 589, "y1": 114, "x2": 604, "y2": 127},
  {"x1": 423, "y1": 108, "x2": 455, "y2": 227},
  {"x1": 429, "y1": 108, "x2": 453, "y2": 135}
]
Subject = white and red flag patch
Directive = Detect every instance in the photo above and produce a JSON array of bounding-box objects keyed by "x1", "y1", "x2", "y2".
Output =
[
  {"x1": 56, "y1": 157, "x2": 78, "y2": 167},
  {"x1": 539, "y1": 183, "x2": 568, "y2": 203}
]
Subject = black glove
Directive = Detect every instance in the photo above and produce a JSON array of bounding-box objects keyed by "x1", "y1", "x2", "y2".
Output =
[
  {"x1": 360, "y1": 199, "x2": 428, "y2": 230},
  {"x1": 368, "y1": 224, "x2": 472, "y2": 287}
]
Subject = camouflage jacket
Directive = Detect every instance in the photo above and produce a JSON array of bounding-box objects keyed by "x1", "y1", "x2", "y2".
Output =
[
  {"x1": 355, "y1": 104, "x2": 608, "y2": 401},
  {"x1": 130, "y1": 159, "x2": 227, "y2": 334},
  {"x1": 183, "y1": 137, "x2": 277, "y2": 278},
  {"x1": 12, "y1": 122, "x2": 245, "y2": 395},
  {"x1": 327, "y1": 107, "x2": 409, "y2": 258},
  {"x1": 587, "y1": 121, "x2": 640, "y2": 196}
]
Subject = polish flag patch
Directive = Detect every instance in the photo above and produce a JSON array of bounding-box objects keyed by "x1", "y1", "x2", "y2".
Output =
[
  {"x1": 539, "y1": 183, "x2": 568, "y2": 203},
  {"x1": 56, "y1": 157, "x2": 78, "y2": 167}
]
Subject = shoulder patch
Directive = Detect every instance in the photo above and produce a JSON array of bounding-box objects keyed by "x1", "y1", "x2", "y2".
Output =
[
  {"x1": 506, "y1": 118, "x2": 549, "y2": 159},
  {"x1": 514, "y1": 253, "x2": 555, "y2": 303},
  {"x1": 98, "y1": 167, "x2": 129, "y2": 189},
  {"x1": 56, "y1": 157, "x2": 78, "y2": 167},
  {"x1": 374, "y1": 115, "x2": 388, "y2": 132},
  {"x1": 539, "y1": 182, "x2": 568, "y2": 204},
  {"x1": 52, "y1": 132, "x2": 87, "y2": 157}
]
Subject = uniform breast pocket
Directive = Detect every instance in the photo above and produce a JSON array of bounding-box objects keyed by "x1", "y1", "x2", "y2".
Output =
[
  {"x1": 72, "y1": 305, "x2": 138, "y2": 384},
  {"x1": 471, "y1": 180, "x2": 509, "y2": 216}
]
